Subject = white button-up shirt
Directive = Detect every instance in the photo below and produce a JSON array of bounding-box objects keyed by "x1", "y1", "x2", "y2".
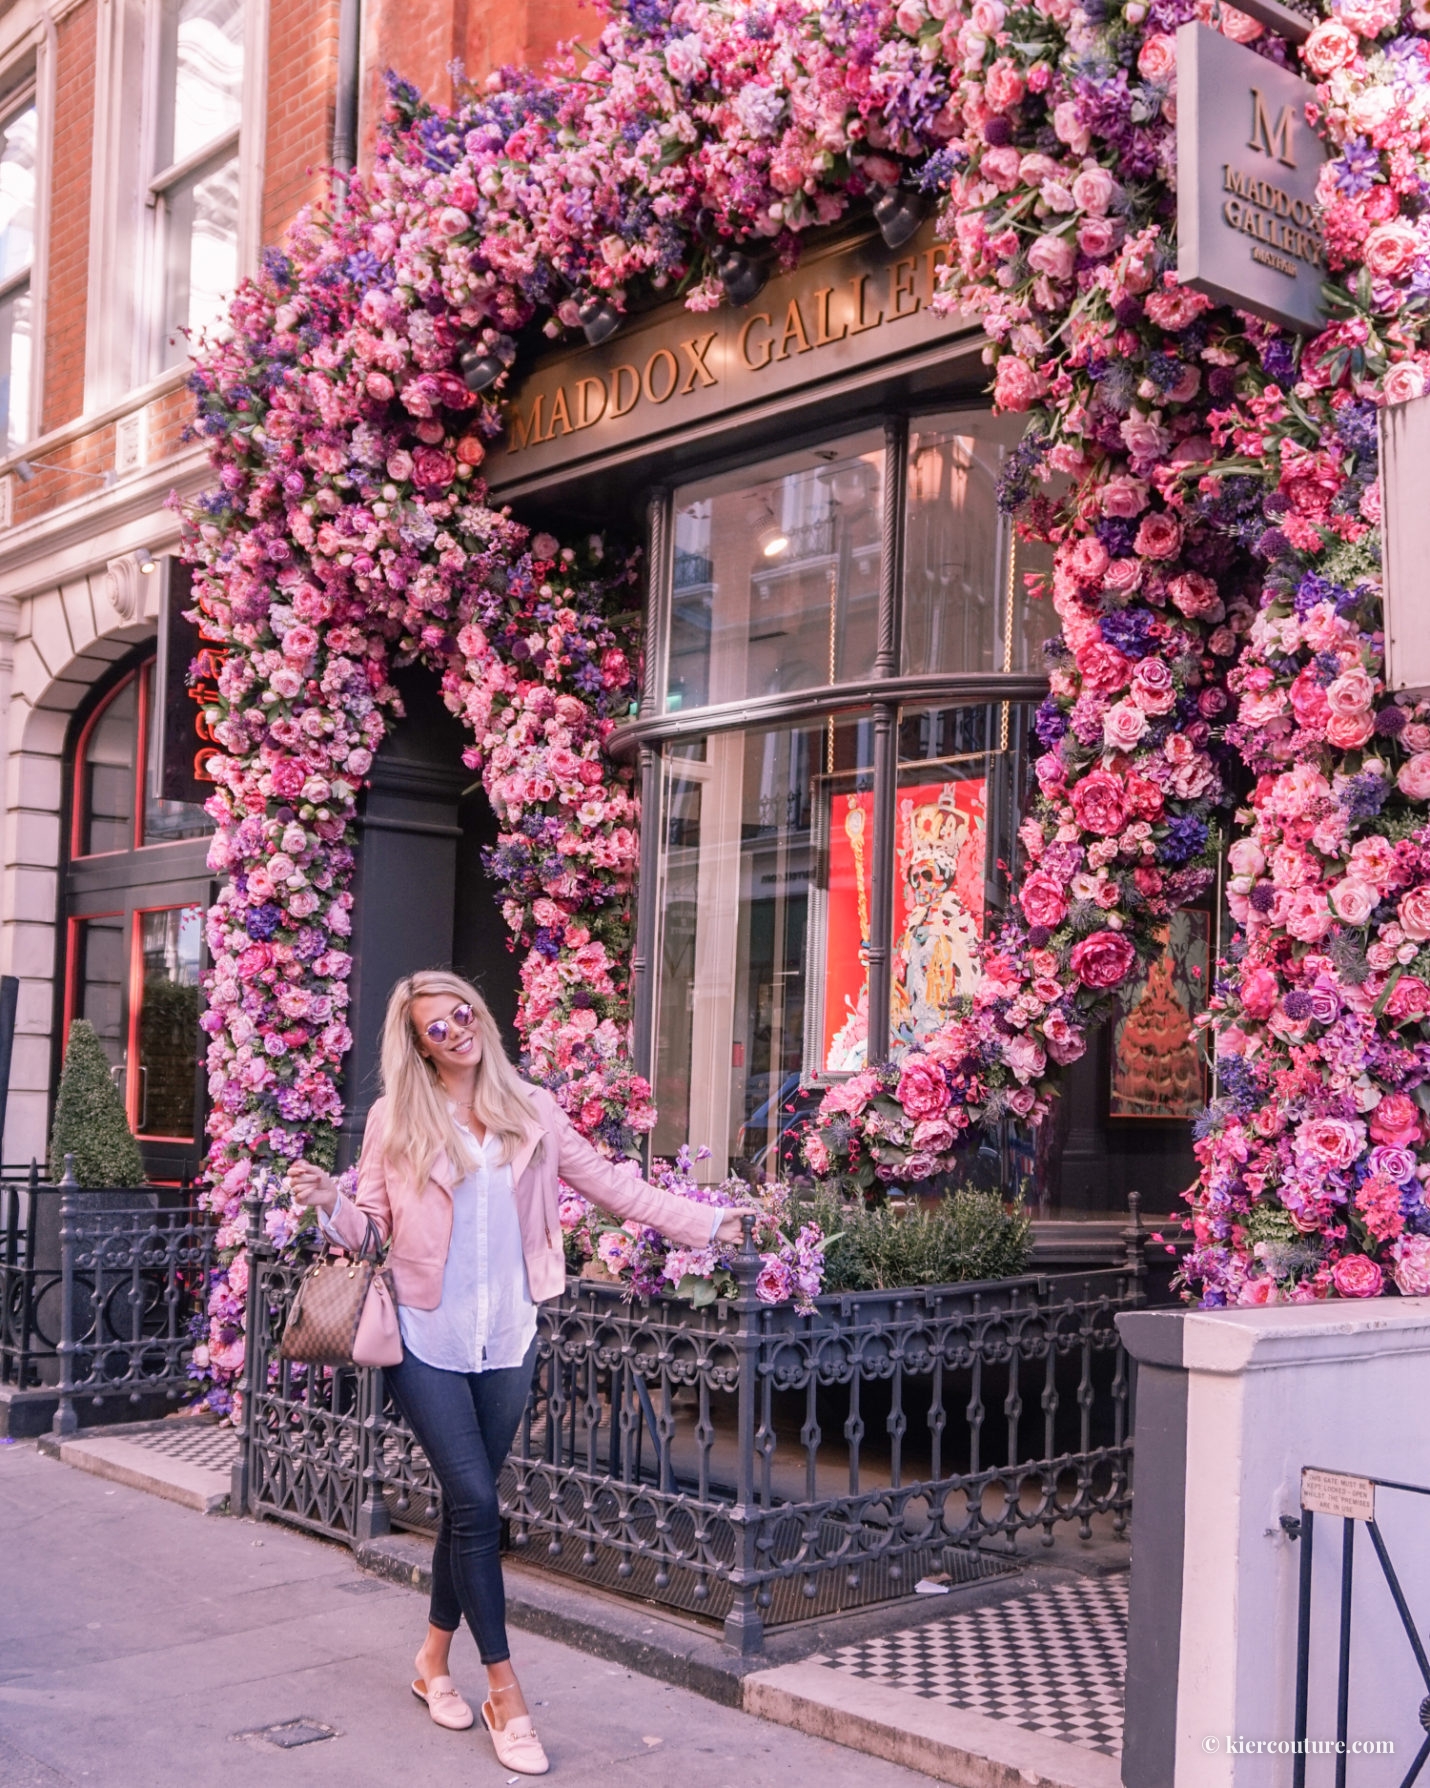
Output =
[{"x1": 323, "y1": 1122, "x2": 538, "y2": 1373}]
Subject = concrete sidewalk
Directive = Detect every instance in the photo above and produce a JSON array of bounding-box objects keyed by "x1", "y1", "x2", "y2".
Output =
[{"x1": 0, "y1": 1438, "x2": 936, "y2": 1788}]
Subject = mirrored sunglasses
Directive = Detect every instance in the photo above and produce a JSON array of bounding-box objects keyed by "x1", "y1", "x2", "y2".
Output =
[{"x1": 423, "y1": 1003, "x2": 475, "y2": 1044}]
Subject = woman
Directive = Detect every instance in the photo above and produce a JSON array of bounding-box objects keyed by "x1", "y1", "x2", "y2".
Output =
[{"x1": 289, "y1": 970, "x2": 749, "y2": 1776}]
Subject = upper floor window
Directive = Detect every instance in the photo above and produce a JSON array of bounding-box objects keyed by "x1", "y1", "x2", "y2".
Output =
[
  {"x1": 151, "y1": 0, "x2": 243, "y2": 369},
  {"x1": 0, "y1": 94, "x2": 36, "y2": 449}
]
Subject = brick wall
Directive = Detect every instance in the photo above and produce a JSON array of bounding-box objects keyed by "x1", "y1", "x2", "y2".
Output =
[
  {"x1": 41, "y1": 0, "x2": 96, "y2": 436},
  {"x1": 263, "y1": 0, "x2": 342, "y2": 249}
]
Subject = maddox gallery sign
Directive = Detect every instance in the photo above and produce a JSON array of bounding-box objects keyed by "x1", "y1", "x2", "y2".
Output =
[
  {"x1": 1176, "y1": 22, "x2": 1327, "y2": 334},
  {"x1": 483, "y1": 224, "x2": 966, "y2": 491}
]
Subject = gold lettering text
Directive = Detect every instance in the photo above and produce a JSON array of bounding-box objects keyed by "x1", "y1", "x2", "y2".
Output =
[
  {"x1": 678, "y1": 332, "x2": 719, "y2": 393},
  {"x1": 574, "y1": 376, "x2": 608, "y2": 430},
  {"x1": 643, "y1": 348, "x2": 679, "y2": 404},
  {"x1": 1248, "y1": 88, "x2": 1297, "y2": 167},
  {"x1": 922, "y1": 244, "x2": 951, "y2": 307},
  {"x1": 608, "y1": 365, "x2": 640, "y2": 418},
  {"x1": 849, "y1": 273, "x2": 883, "y2": 335},
  {"x1": 776, "y1": 298, "x2": 813, "y2": 360},
  {"x1": 547, "y1": 385, "x2": 573, "y2": 437},
  {"x1": 888, "y1": 256, "x2": 920, "y2": 320},
  {"x1": 812, "y1": 287, "x2": 847, "y2": 347},
  {"x1": 738, "y1": 312, "x2": 775, "y2": 369},
  {"x1": 508, "y1": 394, "x2": 544, "y2": 453}
]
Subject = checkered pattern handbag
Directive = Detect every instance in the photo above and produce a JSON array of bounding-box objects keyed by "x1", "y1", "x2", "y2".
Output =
[{"x1": 278, "y1": 1218, "x2": 400, "y2": 1368}]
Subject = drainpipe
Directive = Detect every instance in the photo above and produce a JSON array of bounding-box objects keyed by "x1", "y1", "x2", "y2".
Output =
[{"x1": 332, "y1": 0, "x2": 361, "y2": 210}]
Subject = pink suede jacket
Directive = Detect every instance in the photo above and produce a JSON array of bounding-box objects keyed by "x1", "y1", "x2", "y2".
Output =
[{"x1": 325, "y1": 1082, "x2": 720, "y2": 1307}]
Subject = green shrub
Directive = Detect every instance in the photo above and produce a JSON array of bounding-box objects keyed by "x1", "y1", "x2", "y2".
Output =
[
  {"x1": 49, "y1": 1020, "x2": 145, "y2": 1188},
  {"x1": 785, "y1": 1183, "x2": 1032, "y2": 1292}
]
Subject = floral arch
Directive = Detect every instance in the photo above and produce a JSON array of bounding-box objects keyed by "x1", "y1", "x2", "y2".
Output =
[{"x1": 189, "y1": 0, "x2": 1430, "y2": 1391}]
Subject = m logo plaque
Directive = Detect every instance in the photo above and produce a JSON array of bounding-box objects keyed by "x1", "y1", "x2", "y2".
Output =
[{"x1": 1176, "y1": 23, "x2": 1327, "y2": 334}]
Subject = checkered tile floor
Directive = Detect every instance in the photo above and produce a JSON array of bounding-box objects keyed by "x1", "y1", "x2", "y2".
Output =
[
  {"x1": 119, "y1": 1421, "x2": 239, "y2": 1471},
  {"x1": 819, "y1": 1576, "x2": 1128, "y2": 1757}
]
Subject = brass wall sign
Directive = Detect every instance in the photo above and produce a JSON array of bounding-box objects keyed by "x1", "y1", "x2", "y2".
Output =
[
  {"x1": 484, "y1": 225, "x2": 969, "y2": 491},
  {"x1": 1176, "y1": 23, "x2": 1327, "y2": 334}
]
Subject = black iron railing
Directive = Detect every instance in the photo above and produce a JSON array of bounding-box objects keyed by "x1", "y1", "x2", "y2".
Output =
[
  {"x1": 1291, "y1": 1470, "x2": 1430, "y2": 1788},
  {"x1": 0, "y1": 1157, "x2": 215, "y2": 1428},
  {"x1": 233, "y1": 1197, "x2": 1144, "y2": 1652}
]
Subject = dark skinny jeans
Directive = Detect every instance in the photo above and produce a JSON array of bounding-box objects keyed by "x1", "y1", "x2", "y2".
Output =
[{"x1": 386, "y1": 1339, "x2": 537, "y2": 1665}]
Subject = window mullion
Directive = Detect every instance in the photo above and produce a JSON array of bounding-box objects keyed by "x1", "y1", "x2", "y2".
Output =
[
  {"x1": 866, "y1": 417, "x2": 909, "y2": 1067},
  {"x1": 631, "y1": 486, "x2": 672, "y2": 1116}
]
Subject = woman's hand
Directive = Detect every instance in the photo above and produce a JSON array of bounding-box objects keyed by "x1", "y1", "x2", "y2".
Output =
[
  {"x1": 716, "y1": 1208, "x2": 760, "y2": 1249},
  {"x1": 288, "y1": 1160, "x2": 339, "y2": 1214}
]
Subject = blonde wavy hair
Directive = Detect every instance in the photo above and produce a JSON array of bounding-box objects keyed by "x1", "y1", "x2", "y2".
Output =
[{"x1": 377, "y1": 970, "x2": 538, "y2": 1189}]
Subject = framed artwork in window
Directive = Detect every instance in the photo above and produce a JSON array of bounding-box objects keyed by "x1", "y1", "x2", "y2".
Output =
[{"x1": 1108, "y1": 907, "x2": 1211, "y2": 1121}]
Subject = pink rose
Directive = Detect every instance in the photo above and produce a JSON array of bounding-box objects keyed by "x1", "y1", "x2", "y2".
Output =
[
  {"x1": 1078, "y1": 217, "x2": 1117, "y2": 259},
  {"x1": 1398, "y1": 887, "x2": 1430, "y2": 940},
  {"x1": 1043, "y1": 1014, "x2": 1086, "y2": 1063},
  {"x1": 1070, "y1": 930, "x2": 1138, "y2": 989},
  {"x1": 1027, "y1": 232, "x2": 1075, "y2": 282},
  {"x1": 1168, "y1": 572, "x2": 1222, "y2": 619},
  {"x1": 1392, "y1": 1234, "x2": 1430, "y2": 1296},
  {"x1": 1131, "y1": 658, "x2": 1176, "y2": 715},
  {"x1": 1071, "y1": 770, "x2": 1128, "y2": 836},
  {"x1": 1101, "y1": 475, "x2": 1149, "y2": 519},
  {"x1": 895, "y1": 1058, "x2": 952, "y2": 1121},
  {"x1": 1384, "y1": 362, "x2": 1426, "y2": 406},
  {"x1": 1284, "y1": 887, "x2": 1333, "y2": 942},
  {"x1": 994, "y1": 356, "x2": 1043, "y2": 411},
  {"x1": 1328, "y1": 879, "x2": 1376, "y2": 926},
  {"x1": 1136, "y1": 33, "x2": 1176, "y2": 80},
  {"x1": 1398, "y1": 754, "x2": 1430, "y2": 801},
  {"x1": 1067, "y1": 536, "x2": 1111, "y2": 584},
  {"x1": 1369, "y1": 1092, "x2": 1422, "y2": 1147},
  {"x1": 1104, "y1": 700, "x2": 1147, "y2": 751},
  {"x1": 1020, "y1": 869, "x2": 1070, "y2": 929},
  {"x1": 413, "y1": 446, "x2": 456, "y2": 487},
  {"x1": 1326, "y1": 667, "x2": 1376, "y2": 717},
  {"x1": 1385, "y1": 975, "x2": 1430, "y2": 1020},
  {"x1": 1004, "y1": 1034, "x2": 1047, "y2": 1084},
  {"x1": 1071, "y1": 166, "x2": 1115, "y2": 214},
  {"x1": 456, "y1": 435, "x2": 486, "y2": 465},
  {"x1": 1076, "y1": 639, "x2": 1132, "y2": 694},
  {"x1": 1134, "y1": 512, "x2": 1181, "y2": 559},
  {"x1": 1326, "y1": 711, "x2": 1375, "y2": 749},
  {"x1": 985, "y1": 59, "x2": 1027, "y2": 110},
  {"x1": 1121, "y1": 413, "x2": 1171, "y2": 464},
  {"x1": 1331, "y1": 1254, "x2": 1384, "y2": 1299},
  {"x1": 1363, "y1": 221, "x2": 1419, "y2": 282},
  {"x1": 1304, "y1": 17, "x2": 1360, "y2": 71},
  {"x1": 1104, "y1": 557, "x2": 1144, "y2": 595}
]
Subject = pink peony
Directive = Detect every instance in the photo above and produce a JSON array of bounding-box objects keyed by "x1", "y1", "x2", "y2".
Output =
[
  {"x1": 994, "y1": 356, "x2": 1043, "y2": 411},
  {"x1": 1020, "y1": 869, "x2": 1070, "y2": 929},
  {"x1": 1284, "y1": 888, "x2": 1333, "y2": 943},
  {"x1": 1133, "y1": 512, "x2": 1181, "y2": 559},
  {"x1": 1331, "y1": 1254, "x2": 1384, "y2": 1299},
  {"x1": 1303, "y1": 17, "x2": 1360, "y2": 70},
  {"x1": 1363, "y1": 221, "x2": 1419, "y2": 282},
  {"x1": 1398, "y1": 754, "x2": 1430, "y2": 801},
  {"x1": 1069, "y1": 930, "x2": 1137, "y2": 989},
  {"x1": 1328, "y1": 879, "x2": 1376, "y2": 926},
  {"x1": 1392, "y1": 1234, "x2": 1430, "y2": 1296},
  {"x1": 1297, "y1": 1116, "x2": 1364, "y2": 1170},
  {"x1": 1336, "y1": 0, "x2": 1402, "y2": 36},
  {"x1": 1071, "y1": 771, "x2": 1128, "y2": 837},
  {"x1": 1136, "y1": 33, "x2": 1176, "y2": 79},
  {"x1": 895, "y1": 1058, "x2": 952, "y2": 1121},
  {"x1": 1027, "y1": 233, "x2": 1075, "y2": 282},
  {"x1": 1071, "y1": 166, "x2": 1115, "y2": 214},
  {"x1": 1385, "y1": 975, "x2": 1430, "y2": 1021}
]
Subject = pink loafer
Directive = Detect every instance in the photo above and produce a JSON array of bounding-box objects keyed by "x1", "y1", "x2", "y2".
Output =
[
  {"x1": 481, "y1": 1700, "x2": 550, "y2": 1774},
  {"x1": 412, "y1": 1673, "x2": 475, "y2": 1730}
]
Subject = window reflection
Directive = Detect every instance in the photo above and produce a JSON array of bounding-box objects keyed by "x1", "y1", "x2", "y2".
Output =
[
  {"x1": 136, "y1": 905, "x2": 203, "y2": 1138},
  {"x1": 162, "y1": 155, "x2": 240, "y2": 358},
  {"x1": 903, "y1": 414, "x2": 1052, "y2": 677},
  {"x1": 81, "y1": 679, "x2": 138, "y2": 856},
  {"x1": 668, "y1": 433, "x2": 884, "y2": 713},
  {"x1": 0, "y1": 99, "x2": 36, "y2": 448},
  {"x1": 74, "y1": 916, "x2": 127, "y2": 1074},
  {"x1": 157, "y1": 0, "x2": 244, "y2": 169},
  {"x1": 653, "y1": 717, "x2": 875, "y2": 1181}
]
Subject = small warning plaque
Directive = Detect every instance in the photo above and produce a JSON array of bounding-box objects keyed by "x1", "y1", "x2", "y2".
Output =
[{"x1": 1301, "y1": 1467, "x2": 1376, "y2": 1521}]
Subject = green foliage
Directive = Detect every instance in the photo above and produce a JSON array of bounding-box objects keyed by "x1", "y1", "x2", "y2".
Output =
[
  {"x1": 49, "y1": 1020, "x2": 145, "y2": 1188},
  {"x1": 786, "y1": 1183, "x2": 1032, "y2": 1292}
]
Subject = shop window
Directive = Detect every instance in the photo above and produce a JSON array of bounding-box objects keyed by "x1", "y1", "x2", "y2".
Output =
[
  {"x1": 903, "y1": 414, "x2": 1051, "y2": 677},
  {"x1": 74, "y1": 661, "x2": 210, "y2": 858},
  {"x1": 0, "y1": 94, "x2": 36, "y2": 449},
  {"x1": 72, "y1": 914, "x2": 127, "y2": 1069},
  {"x1": 652, "y1": 716, "x2": 874, "y2": 1178},
  {"x1": 151, "y1": 0, "x2": 243, "y2": 367},
  {"x1": 134, "y1": 904, "x2": 203, "y2": 1137},
  {"x1": 668, "y1": 431, "x2": 885, "y2": 712}
]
